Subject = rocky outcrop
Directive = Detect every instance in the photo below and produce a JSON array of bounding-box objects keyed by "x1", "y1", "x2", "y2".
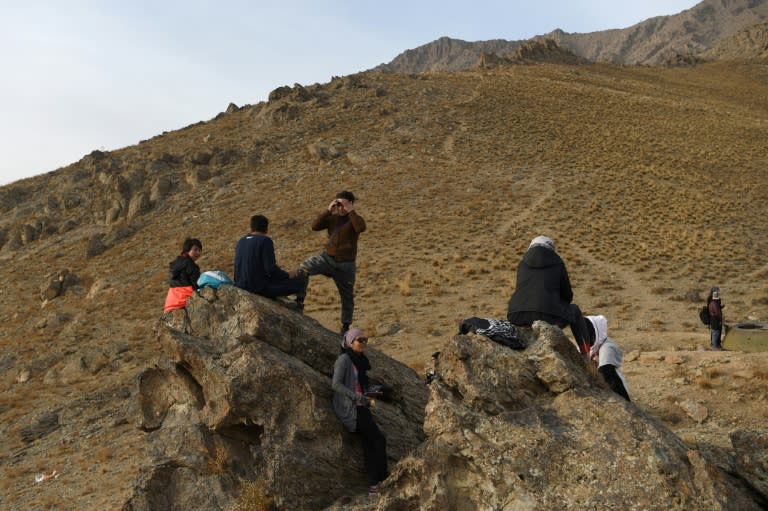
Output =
[
  {"x1": 126, "y1": 294, "x2": 767, "y2": 510},
  {"x1": 335, "y1": 322, "x2": 767, "y2": 510},
  {"x1": 703, "y1": 21, "x2": 768, "y2": 60},
  {"x1": 477, "y1": 39, "x2": 587, "y2": 69},
  {"x1": 126, "y1": 285, "x2": 427, "y2": 510},
  {"x1": 376, "y1": 36, "x2": 523, "y2": 73}
]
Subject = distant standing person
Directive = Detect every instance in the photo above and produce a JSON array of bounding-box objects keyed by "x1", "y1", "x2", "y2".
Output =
[
  {"x1": 234, "y1": 214, "x2": 305, "y2": 306},
  {"x1": 163, "y1": 237, "x2": 202, "y2": 313},
  {"x1": 298, "y1": 191, "x2": 366, "y2": 337},
  {"x1": 506, "y1": 235, "x2": 591, "y2": 354},
  {"x1": 332, "y1": 328, "x2": 388, "y2": 495},
  {"x1": 708, "y1": 286, "x2": 725, "y2": 350},
  {"x1": 584, "y1": 315, "x2": 630, "y2": 401}
]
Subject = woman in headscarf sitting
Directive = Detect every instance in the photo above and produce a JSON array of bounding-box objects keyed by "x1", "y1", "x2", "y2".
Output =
[
  {"x1": 332, "y1": 328, "x2": 388, "y2": 495},
  {"x1": 584, "y1": 315, "x2": 630, "y2": 401}
]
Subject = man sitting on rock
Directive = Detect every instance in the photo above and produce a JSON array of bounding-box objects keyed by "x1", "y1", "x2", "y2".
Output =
[{"x1": 233, "y1": 214, "x2": 305, "y2": 307}]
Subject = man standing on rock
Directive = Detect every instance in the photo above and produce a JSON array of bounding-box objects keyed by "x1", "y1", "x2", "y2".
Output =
[
  {"x1": 234, "y1": 214, "x2": 305, "y2": 306},
  {"x1": 297, "y1": 191, "x2": 366, "y2": 338}
]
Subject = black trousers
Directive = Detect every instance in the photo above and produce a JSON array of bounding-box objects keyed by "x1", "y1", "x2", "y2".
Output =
[
  {"x1": 355, "y1": 406, "x2": 388, "y2": 485},
  {"x1": 599, "y1": 364, "x2": 630, "y2": 402}
]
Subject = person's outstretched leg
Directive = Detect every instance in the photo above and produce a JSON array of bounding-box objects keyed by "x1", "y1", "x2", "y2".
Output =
[
  {"x1": 297, "y1": 254, "x2": 334, "y2": 310},
  {"x1": 332, "y1": 261, "x2": 356, "y2": 334}
]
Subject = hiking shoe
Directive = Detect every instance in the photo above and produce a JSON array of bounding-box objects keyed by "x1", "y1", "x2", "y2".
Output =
[
  {"x1": 367, "y1": 485, "x2": 378, "y2": 495},
  {"x1": 294, "y1": 300, "x2": 304, "y2": 313}
]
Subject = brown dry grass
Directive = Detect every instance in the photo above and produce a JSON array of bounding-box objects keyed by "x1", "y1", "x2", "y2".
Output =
[{"x1": 230, "y1": 480, "x2": 278, "y2": 511}]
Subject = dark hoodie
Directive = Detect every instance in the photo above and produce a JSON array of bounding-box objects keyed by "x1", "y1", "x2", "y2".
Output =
[
  {"x1": 506, "y1": 245, "x2": 574, "y2": 323},
  {"x1": 168, "y1": 255, "x2": 200, "y2": 289}
]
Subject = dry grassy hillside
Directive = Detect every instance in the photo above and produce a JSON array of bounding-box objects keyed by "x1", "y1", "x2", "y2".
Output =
[{"x1": 1, "y1": 59, "x2": 768, "y2": 508}]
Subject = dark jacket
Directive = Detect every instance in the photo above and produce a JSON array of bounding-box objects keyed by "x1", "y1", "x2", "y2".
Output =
[
  {"x1": 233, "y1": 233, "x2": 289, "y2": 294},
  {"x1": 708, "y1": 298, "x2": 723, "y2": 330},
  {"x1": 168, "y1": 255, "x2": 200, "y2": 289},
  {"x1": 312, "y1": 210, "x2": 366, "y2": 262},
  {"x1": 506, "y1": 245, "x2": 574, "y2": 323}
]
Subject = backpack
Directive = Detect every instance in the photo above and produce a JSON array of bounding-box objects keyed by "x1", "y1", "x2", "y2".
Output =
[
  {"x1": 459, "y1": 317, "x2": 527, "y2": 349},
  {"x1": 197, "y1": 270, "x2": 233, "y2": 289},
  {"x1": 699, "y1": 305, "x2": 711, "y2": 325}
]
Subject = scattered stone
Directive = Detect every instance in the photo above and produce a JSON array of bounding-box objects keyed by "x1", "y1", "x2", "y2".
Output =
[
  {"x1": 677, "y1": 399, "x2": 709, "y2": 423},
  {"x1": 376, "y1": 321, "x2": 401, "y2": 336},
  {"x1": 188, "y1": 151, "x2": 212, "y2": 165},
  {"x1": 40, "y1": 270, "x2": 79, "y2": 301},
  {"x1": 731, "y1": 430, "x2": 768, "y2": 498},
  {"x1": 268, "y1": 85, "x2": 292, "y2": 101},
  {"x1": 307, "y1": 142, "x2": 342, "y2": 161},
  {"x1": 86, "y1": 235, "x2": 108, "y2": 258},
  {"x1": 666, "y1": 354, "x2": 687, "y2": 365},
  {"x1": 20, "y1": 411, "x2": 60, "y2": 443}
]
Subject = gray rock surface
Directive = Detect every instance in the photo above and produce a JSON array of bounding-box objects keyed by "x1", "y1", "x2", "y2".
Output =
[
  {"x1": 332, "y1": 322, "x2": 766, "y2": 510},
  {"x1": 126, "y1": 285, "x2": 427, "y2": 510}
]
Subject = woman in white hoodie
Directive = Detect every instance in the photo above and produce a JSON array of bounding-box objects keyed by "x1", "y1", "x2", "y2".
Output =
[{"x1": 584, "y1": 315, "x2": 630, "y2": 402}]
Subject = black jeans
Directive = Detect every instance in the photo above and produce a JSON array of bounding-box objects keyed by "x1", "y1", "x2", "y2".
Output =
[
  {"x1": 355, "y1": 406, "x2": 388, "y2": 486},
  {"x1": 258, "y1": 275, "x2": 306, "y2": 299}
]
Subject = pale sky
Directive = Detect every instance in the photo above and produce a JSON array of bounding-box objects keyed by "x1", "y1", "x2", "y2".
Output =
[{"x1": 0, "y1": 1, "x2": 699, "y2": 186}]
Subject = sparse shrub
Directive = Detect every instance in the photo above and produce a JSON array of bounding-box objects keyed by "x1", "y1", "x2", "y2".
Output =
[
  {"x1": 206, "y1": 443, "x2": 230, "y2": 474},
  {"x1": 705, "y1": 367, "x2": 724, "y2": 379},
  {"x1": 230, "y1": 480, "x2": 277, "y2": 511},
  {"x1": 397, "y1": 273, "x2": 413, "y2": 296},
  {"x1": 95, "y1": 447, "x2": 113, "y2": 462}
]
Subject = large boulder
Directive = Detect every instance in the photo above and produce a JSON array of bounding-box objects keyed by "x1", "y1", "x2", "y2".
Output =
[
  {"x1": 333, "y1": 322, "x2": 767, "y2": 510},
  {"x1": 125, "y1": 285, "x2": 427, "y2": 510},
  {"x1": 125, "y1": 290, "x2": 767, "y2": 510}
]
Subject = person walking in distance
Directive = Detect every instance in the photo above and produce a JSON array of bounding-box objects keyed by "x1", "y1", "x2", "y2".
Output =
[
  {"x1": 297, "y1": 191, "x2": 366, "y2": 338},
  {"x1": 708, "y1": 286, "x2": 725, "y2": 350}
]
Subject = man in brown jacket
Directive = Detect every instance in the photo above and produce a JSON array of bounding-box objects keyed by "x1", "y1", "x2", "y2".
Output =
[{"x1": 297, "y1": 191, "x2": 366, "y2": 337}]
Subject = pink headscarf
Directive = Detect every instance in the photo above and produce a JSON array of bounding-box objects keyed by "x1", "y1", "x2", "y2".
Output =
[{"x1": 342, "y1": 327, "x2": 364, "y2": 349}]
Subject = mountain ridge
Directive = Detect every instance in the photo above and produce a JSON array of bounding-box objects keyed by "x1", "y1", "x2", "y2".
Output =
[{"x1": 375, "y1": 0, "x2": 768, "y2": 72}]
